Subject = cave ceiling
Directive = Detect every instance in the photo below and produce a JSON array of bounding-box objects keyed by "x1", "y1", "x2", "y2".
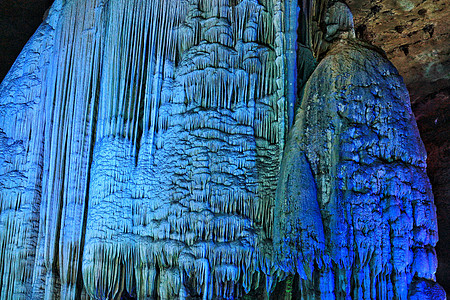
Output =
[{"x1": 348, "y1": 0, "x2": 449, "y2": 102}]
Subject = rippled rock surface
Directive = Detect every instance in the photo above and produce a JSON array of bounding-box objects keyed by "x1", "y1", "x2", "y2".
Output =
[{"x1": 0, "y1": 0, "x2": 445, "y2": 299}]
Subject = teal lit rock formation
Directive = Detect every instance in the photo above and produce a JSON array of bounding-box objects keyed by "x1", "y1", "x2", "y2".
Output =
[{"x1": 0, "y1": 0, "x2": 445, "y2": 299}]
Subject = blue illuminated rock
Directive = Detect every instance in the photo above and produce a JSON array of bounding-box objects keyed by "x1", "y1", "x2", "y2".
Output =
[
  {"x1": 0, "y1": 0, "x2": 445, "y2": 299},
  {"x1": 276, "y1": 37, "x2": 445, "y2": 299}
]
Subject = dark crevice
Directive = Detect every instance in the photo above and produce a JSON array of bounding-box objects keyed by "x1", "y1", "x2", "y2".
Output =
[{"x1": 399, "y1": 44, "x2": 409, "y2": 56}]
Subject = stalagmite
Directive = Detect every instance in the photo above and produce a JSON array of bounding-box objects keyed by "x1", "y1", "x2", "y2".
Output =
[
  {"x1": 273, "y1": 2, "x2": 446, "y2": 299},
  {"x1": 0, "y1": 0, "x2": 445, "y2": 299}
]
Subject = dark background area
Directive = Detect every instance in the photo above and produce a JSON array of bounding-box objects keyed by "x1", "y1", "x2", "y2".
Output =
[
  {"x1": 0, "y1": 0, "x2": 448, "y2": 292},
  {"x1": 0, "y1": 0, "x2": 53, "y2": 82}
]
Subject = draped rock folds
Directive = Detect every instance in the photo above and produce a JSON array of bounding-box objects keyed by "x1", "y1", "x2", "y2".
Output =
[
  {"x1": 275, "y1": 38, "x2": 445, "y2": 299},
  {"x1": 0, "y1": 0, "x2": 445, "y2": 299},
  {"x1": 0, "y1": 0, "x2": 289, "y2": 298}
]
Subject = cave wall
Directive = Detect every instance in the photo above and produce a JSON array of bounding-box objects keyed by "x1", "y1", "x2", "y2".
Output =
[
  {"x1": 0, "y1": 0, "x2": 53, "y2": 83},
  {"x1": 0, "y1": 0, "x2": 448, "y2": 298},
  {"x1": 0, "y1": 0, "x2": 293, "y2": 298},
  {"x1": 413, "y1": 88, "x2": 450, "y2": 290},
  {"x1": 345, "y1": 0, "x2": 449, "y2": 290}
]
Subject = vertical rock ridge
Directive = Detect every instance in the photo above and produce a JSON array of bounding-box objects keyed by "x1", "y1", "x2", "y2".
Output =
[{"x1": 274, "y1": 37, "x2": 442, "y2": 299}]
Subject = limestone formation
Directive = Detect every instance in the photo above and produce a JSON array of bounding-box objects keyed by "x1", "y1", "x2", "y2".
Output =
[
  {"x1": 272, "y1": 2, "x2": 445, "y2": 299},
  {"x1": 0, "y1": 0, "x2": 445, "y2": 299}
]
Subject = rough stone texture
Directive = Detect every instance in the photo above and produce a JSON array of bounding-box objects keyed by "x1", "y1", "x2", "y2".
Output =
[
  {"x1": 0, "y1": 1, "x2": 64, "y2": 298},
  {"x1": 0, "y1": 0, "x2": 447, "y2": 299},
  {"x1": 347, "y1": 0, "x2": 449, "y2": 102},
  {"x1": 274, "y1": 37, "x2": 444, "y2": 299}
]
